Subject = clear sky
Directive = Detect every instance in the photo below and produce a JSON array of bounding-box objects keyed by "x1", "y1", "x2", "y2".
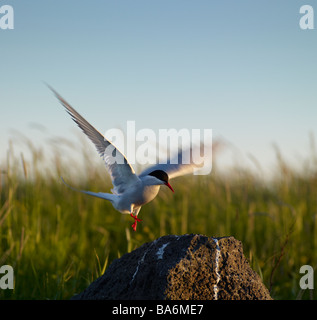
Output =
[{"x1": 1, "y1": 0, "x2": 317, "y2": 175}]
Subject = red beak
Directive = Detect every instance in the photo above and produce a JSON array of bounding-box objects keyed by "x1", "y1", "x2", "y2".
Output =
[{"x1": 166, "y1": 182, "x2": 174, "y2": 193}]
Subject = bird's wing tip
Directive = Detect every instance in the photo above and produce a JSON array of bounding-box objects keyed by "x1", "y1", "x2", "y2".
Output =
[
  {"x1": 43, "y1": 81, "x2": 55, "y2": 93},
  {"x1": 45, "y1": 82, "x2": 62, "y2": 100}
]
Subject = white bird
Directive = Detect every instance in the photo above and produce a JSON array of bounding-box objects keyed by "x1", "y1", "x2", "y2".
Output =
[{"x1": 49, "y1": 86, "x2": 207, "y2": 231}]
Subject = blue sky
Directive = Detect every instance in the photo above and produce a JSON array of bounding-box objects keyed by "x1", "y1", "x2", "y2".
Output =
[{"x1": 1, "y1": 0, "x2": 317, "y2": 175}]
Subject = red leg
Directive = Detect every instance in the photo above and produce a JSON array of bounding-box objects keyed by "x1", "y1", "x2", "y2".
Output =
[{"x1": 130, "y1": 213, "x2": 142, "y2": 231}]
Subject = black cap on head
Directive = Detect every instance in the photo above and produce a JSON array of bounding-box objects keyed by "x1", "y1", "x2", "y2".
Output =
[{"x1": 148, "y1": 170, "x2": 169, "y2": 184}]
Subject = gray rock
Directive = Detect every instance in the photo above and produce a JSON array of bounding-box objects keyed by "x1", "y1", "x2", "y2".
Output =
[{"x1": 72, "y1": 234, "x2": 272, "y2": 300}]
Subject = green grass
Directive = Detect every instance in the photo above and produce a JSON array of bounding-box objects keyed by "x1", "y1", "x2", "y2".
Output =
[{"x1": 0, "y1": 135, "x2": 316, "y2": 300}]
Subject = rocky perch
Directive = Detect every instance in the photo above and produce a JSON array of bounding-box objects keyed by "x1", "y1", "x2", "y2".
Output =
[{"x1": 72, "y1": 234, "x2": 272, "y2": 300}]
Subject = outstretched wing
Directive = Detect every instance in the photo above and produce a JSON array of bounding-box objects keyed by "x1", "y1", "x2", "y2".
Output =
[
  {"x1": 49, "y1": 85, "x2": 139, "y2": 194},
  {"x1": 139, "y1": 144, "x2": 211, "y2": 179}
]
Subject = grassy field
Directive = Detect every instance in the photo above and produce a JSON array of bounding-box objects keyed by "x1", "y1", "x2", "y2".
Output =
[{"x1": 0, "y1": 135, "x2": 316, "y2": 300}]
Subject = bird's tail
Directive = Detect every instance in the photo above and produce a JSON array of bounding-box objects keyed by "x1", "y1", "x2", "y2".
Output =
[{"x1": 60, "y1": 177, "x2": 116, "y2": 202}]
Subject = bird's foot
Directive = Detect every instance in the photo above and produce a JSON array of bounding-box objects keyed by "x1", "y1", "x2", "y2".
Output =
[{"x1": 130, "y1": 213, "x2": 142, "y2": 231}]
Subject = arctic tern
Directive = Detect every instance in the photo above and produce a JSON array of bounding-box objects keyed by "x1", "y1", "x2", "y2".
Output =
[{"x1": 49, "y1": 86, "x2": 206, "y2": 231}]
